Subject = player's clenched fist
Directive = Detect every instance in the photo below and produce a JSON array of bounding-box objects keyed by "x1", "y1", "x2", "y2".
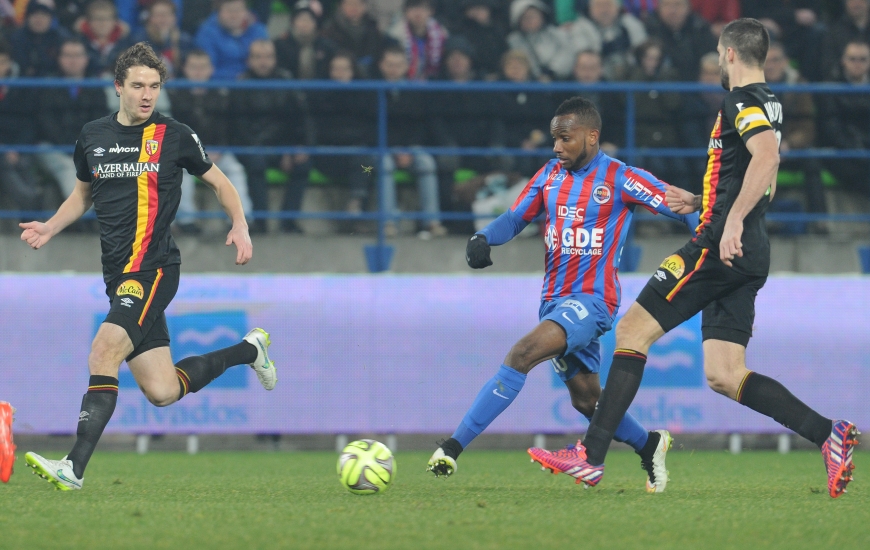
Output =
[
  {"x1": 466, "y1": 234, "x2": 492, "y2": 269},
  {"x1": 19, "y1": 221, "x2": 53, "y2": 250}
]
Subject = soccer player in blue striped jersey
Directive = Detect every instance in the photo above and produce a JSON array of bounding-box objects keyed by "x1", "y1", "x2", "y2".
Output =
[{"x1": 427, "y1": 96, "x2": 699, "y2": 492}]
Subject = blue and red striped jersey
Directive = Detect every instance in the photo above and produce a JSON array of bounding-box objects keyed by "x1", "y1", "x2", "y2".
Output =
[{"x1": 481, "y1": 151, "x2": 694, "y2": 314}]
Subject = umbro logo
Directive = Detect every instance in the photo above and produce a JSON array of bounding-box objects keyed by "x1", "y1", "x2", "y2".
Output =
[
  {"x1": 78, "y1": 411, "x2": 89, "y2": 422},
  {"x1": 93, "y1": 147, "x2": 105, "y2": 156},
  {"x1": 654, "y1": 269, "x2": 667, "y2": 281},
  {"x1": 120, "y1": 297, "x2": 134, "y2": 307},
  {"x1": 109, "y1": 143, "x2": 139, "y2": 153}
]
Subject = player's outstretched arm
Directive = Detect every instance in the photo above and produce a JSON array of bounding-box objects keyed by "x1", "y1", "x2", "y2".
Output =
[
  {"x1": 198, "y1": 164, "x2": 253, "y2": 265},
  {"x1": 720, "y1": 130, "x2": 780, "y2": 267},
  {"x1": 19, "y1": 178, "x2": 92, "y2": 249},
  {"x1": 664, "y1": 184, "x2": 701, "y2": 214}
]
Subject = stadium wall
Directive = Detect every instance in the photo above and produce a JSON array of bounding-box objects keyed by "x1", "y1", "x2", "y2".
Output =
[{"x1": 2, "y1": 273, "x2": 867, "y2": 436}]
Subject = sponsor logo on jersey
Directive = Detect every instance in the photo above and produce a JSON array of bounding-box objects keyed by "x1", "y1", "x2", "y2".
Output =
[
  {"x1": 546, "y1": 225, "x2": 604, "y2": 256},
  {"x1": 592, "y1": 185, "x2": 611, "y2": 204},
  {"x1": 708, "y1": 138, "x2": 723, "y2": 150},
  {"x1": 120, "y1": 297, "x2": 134, "y2": 307},
  {"x1": 92, "y1": 162, "x2": 160, "y2": 179},
  {"x1": 659, "y1": 254, "x2": 685, "y2": 278},
  {"x1": 191, "y1": 134, "x2": 207, "y2": 162},
  {"x1": 145, "y1": 139, "x2": 159, "y2": 156},
  {"x1": 109, "y1": 143, "x2": 140, "y2": 153},
  {"x1": 116, "y1": 280, "x2": 144, "y2": 299},
  {"x1": 93, "y1": 147, "x2": 105, "y2": 157},
  {"x1": 624, "y1": 178, "x2": 663, "y2": 208},
  {"x1": 547, "y1": 172, "x2": 567, "y2": 181},
  {"x1": 557, "y1": 205, "x2": 584, "y2": 222}
]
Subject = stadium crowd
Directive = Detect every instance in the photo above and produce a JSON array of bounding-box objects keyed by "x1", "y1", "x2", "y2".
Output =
[{"x1": 0, "y1": 0, "x2": 868, "y2": 236}]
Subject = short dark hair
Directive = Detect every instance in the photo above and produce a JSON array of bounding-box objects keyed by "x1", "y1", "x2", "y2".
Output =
[
  {"x1": 720, "y1": 18, "x2": 769, "y2": 68},
  {"x1": 114, "y1": 42, "x2": 167, "y2": 85},
  {"x1": 60, "y1": 36, "x2": 88, "y2": 52},
  {"x1": 380, "y1": 45, "x2": 406, "y2": 61},
  {"x1": 554, "y1": 96, "x2": 601, "y2": 130}
]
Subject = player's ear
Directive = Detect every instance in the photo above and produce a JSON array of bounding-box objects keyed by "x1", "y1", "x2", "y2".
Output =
[{"x1": 588, "y1": 128, "x2": 600, "y2": 146}]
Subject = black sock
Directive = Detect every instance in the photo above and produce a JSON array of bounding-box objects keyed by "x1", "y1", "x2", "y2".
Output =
[
  {"x1": 175, "y1": 341, "x2": 257, "y2": 398},
  {"x1": 584, "y1": 349, "x2": 647, "y2": 466},
  {"x1": 67, "y1": 375, "x2": 118, "y2": 478},
  {"x1": 637, "y1": 431, "x2": 661, "y2": 461},
  {"x1": 440, "y1": 437, "x2": 463, "y2": 460},
  {"x1": 737, "y1": 371, "x2": 832, "y2": 448}
]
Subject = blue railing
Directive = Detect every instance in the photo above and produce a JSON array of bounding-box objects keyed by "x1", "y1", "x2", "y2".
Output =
[{"x1": 2, "y1": 78, "x2": 869, "y2": 271}]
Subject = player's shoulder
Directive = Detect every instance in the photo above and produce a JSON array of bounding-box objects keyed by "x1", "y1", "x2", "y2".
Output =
[
  {"x1": 80, "y1": 114, "x2": 116, "y2": 136},
  {"x1": 154, "y1": 112, "x2": 195, "y2": 135}
]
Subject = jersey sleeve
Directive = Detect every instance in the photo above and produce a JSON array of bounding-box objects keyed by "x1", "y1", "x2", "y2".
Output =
[
  {"x1": 621, "y1": 166, "x2": 696, "y2": 231},
  {"x1": 509, "y1": 163, "x2": 549, "y2": 222},
  {"x1": 73, "y1": 139, "x2": 91, "y2": 182},
  {"x1": 176, "y1": 123, "x2": 213, "y2": 177},
  {"x1": 724, "y1": 90, "x2": 773, "y2": 144}
]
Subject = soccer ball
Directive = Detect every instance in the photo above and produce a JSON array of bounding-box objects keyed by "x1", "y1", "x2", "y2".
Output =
[{"x1": 337, "y1": 439, "x2": 395, "y2": 495}]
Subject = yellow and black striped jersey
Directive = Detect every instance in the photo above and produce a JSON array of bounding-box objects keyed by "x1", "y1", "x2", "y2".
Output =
[
  {"x1": 694, "y1": 83, "x2": 782, "y2": 276},
  {"x1": 73, "y1": 111, "x2": 213, "y2": 286}
]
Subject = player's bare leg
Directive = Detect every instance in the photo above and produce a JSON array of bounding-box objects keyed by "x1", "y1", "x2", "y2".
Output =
[{"x1": 704, "y1": 339, "x2": 858, "y2": 497}]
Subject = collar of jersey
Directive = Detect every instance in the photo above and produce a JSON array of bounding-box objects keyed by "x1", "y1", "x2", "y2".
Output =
[
  {"x1": 567, "y1": 150, "x2": 604, "y2": 176},
  {"x1": 111, "y1": 111, "x2": 160, "y2": 132}
]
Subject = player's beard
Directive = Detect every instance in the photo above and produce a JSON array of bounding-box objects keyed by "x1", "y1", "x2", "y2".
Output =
[
  {"x1": 565, "y1": 141, "x2": 587, "y2": 171},
  {"x1": 720, "y1": 66, "x2": 730, "y2": 90}
]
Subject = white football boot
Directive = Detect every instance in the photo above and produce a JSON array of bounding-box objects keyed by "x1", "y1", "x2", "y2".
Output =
[
  {"x1": 25, "y1": 452, "x2": 83, "y2": 491},
  {"x1": 244, "y1": 328, "x2": 277, "y2": 390},
  {"x1": 641, "y1": 430, "x2": 673, "y2": 493},
  {"x1": 426, "y1": 447, "x2": 458, "y2": 478}
]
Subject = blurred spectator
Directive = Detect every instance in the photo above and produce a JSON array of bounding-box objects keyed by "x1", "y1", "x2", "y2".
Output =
[
  {"x1": 167, "y1": 49, "x2": 252, "y2": 234},
  {"x1": 429, "y1": 37, "x2": 505, "y2": 224},
  {"x1": 231, "y1": 39, "x2": 309, "y2": 233},
  {"x1": 180, "y1": 0, "x2": 214, "y2": 36},
  {"x1": 818, "y1": 40, "x2": 870, "y2": 197},
  {"x1": 9, "y1": 1, "x2": 69, "y2": 77},
  {"x1": 568, "y1": 0, "x2": 648, "y2": 81},
  {"x1": 450, "y1": 0, "x2": 506, "y2": 80},
  {"x1": 308, "y1": 51, "x2": 376, "y2": 221},
  {"x1": 36, "y1": 37, "x2": 108, "y2": 201},
  {"x1": 114, "y1": 0, "x2": 183, "y2": 33},
  {"x1": 130, "y1": 0, "x2": 193, "y2": 78},
  {"x1": 0, "y1": 40, "x2": 41, "y2": 213},
  {"x1": 275, "y1": 0, "x2": 336, "y2": 79},
  {"x1": 498, "y1": 49, "x2": 552, "y2": 176},
  {"x1": 689, "y1": 0, "x2": 739, "y2": 37},
  {"x1": 680, "y1": 52, "x2": 725, "y2": 181},
  {"x1": 195, "y1": 0, "x2": 269, "y2": 80},
  {"x1": 824, "y1": 0, "x2": 870, "y2": 79},
  {"x1": 621, "y1": 0, "x2": 657, "y2": 20},
  {"x1": 561, "y1": 50, "x2": 623, "y2": 152},
  {"x1": 378, "y1": 45, "x2": 446, "y2": 237},
  {"x1": 506, "y1": 0, "x2": 580, "y2": 80},
  {"x1": 368, "y1": 0, "x2": 404, "y2": 31},
  {"x1": 321, "y1": 0, "x2": 386, "y2": 77},
  {"x1": 644, "y1": 0, "x2": 717, "y2": 81},
  {"x1": 75, "y1": 0, "x2": 134, "y2": 77},
  {"x1": 387, "y1": 0, "x2": 448, "y2": 80},
  {"x1": 742, "y1": 1, "x2": 825, "y2": 81},
  {"x1": 626, "y1": 39, "x2": 691, "y2": 191},
  {"x1": 762, "y1": 41, "x2": 826, "y2": 216}
]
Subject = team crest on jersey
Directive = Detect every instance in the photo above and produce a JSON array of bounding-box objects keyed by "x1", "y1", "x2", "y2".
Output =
[
  {"x1": 659, "y1": 255, "x2": 685, "y2": 279},
  {"x1": 545, "y1": 225, "x2": 559, "y2": 252},
  {"x1": 145, "y1": 139, "x2": 159, "y2": 156},
  {"x1": 116, "y1": 280, "x2": 144, "y2": 299},
  {"x1": 592, "y1": 185, "x2": 612, "y2": 204}
]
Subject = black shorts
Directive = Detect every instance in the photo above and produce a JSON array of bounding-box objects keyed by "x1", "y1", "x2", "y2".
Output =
[
  {"x1": 104, "y1": 264, "x2": 180, "y2": 361},
  {"x1": 635, "y1": 241, "x2": 767, "y2": 347}
]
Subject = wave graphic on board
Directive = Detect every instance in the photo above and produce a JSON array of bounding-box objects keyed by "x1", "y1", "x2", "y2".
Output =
[{"x1": 176, "y1": 326, "x2": 241, "y2": 347}]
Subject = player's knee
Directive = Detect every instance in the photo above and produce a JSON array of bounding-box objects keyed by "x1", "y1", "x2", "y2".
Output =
[
  {"x1": 571, "y1": 395, "x2": 597, "y2": 417},
  {"x1": 504, "y1": 341, "x2": 537, "y2": 373},
  {"x1": 143, "y1": 387, "x2": 177, "y2": 407},
  {"x1": 705, "y1": 369, "x2": 735, "y2": 397}
]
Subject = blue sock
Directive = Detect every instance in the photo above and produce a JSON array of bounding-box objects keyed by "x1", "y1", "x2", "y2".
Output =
[
  {"x1": 583, "y1": 411, "x2": 648, "y2": 453},
  {"x1": 452, "y1": 364, "x2": 527, "y2": 449}
]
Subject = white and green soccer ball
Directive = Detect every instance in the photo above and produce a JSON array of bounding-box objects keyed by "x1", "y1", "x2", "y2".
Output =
[{"x1": 337, "y1": 439, "x2": 396, "y2": 495}]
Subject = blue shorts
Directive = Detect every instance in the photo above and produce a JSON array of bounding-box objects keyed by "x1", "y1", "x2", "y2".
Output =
[{"x1": 539, "y1": 294, "x2": 614, "y2": 381}]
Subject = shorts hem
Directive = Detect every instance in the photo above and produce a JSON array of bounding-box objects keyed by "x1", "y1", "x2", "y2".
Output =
[
  {"x1": 636, "y1": 285, "x2": 688, "y2": 334},
  {"x1": 702, "y1": 326, "x2": 751, "y2": 347},
  {"x1": 126, "y1": 339, "x2": 170, "y2": 362}
]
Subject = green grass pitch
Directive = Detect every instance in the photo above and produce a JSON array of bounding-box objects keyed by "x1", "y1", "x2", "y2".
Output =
[{"x1": 1, "y1": 450, "x2": 868, "y2": 549}]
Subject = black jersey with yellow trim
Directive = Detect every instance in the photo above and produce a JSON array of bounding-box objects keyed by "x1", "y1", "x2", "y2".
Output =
[
  {"x1": 693, "y1": 83, "x2": 782, "y2": 276},
  {"x1": 73, "y1": 111, "x2": 213, "y2": 286}
]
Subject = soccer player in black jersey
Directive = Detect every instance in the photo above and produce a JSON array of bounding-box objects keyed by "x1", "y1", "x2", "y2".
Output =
[
  {"x1": 541, "y1": 19, "x2": 859, "y2": 498},
  {"x1": 19, "y1": 43, "x2": 278, "y2": 491}
]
